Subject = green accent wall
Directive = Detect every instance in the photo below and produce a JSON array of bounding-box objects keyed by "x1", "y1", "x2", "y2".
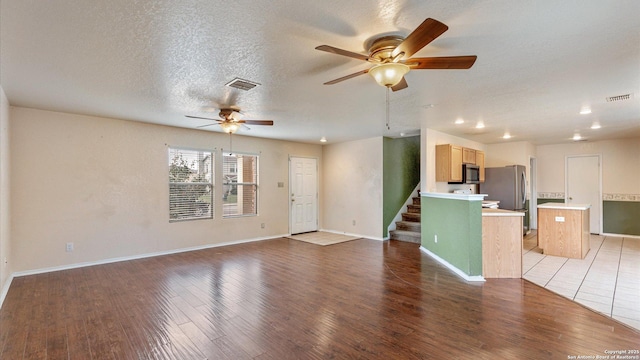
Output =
[
  {"x1": 603, "y1": 201, "x2": 640, "y2": 236},
  {"x1": 421, "y1": 196, "x2": 483, "y2": 276},
  {"x1": 383, "y1": 136, "x2": 420, "y2": 237}
]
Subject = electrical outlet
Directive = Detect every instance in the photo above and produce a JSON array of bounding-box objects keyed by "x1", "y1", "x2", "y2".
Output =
[
  {"x1": 435, "y1": 234, "x2": 438, "y2": 243},
  {"x1": 66, "y1": 242, "x2": 74, "y2": 252}
]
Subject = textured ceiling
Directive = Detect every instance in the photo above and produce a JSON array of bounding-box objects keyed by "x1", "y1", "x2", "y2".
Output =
[{"x1": 1, "y1": 0, "x2": 639, "y2": 145}]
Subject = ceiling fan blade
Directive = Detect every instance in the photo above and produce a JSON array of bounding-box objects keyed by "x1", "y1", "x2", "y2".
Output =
[
  {"x1": 196, "y1": 123, "x2": 219, "y2": 128},
  {"x1": 391, "y1": 18, "x2": 449, "y2": 60},
  {"x1": 186, "y1": 115, "x2": 220, "y2": 121},
  {"x1": 315, "y1": 45, "x2": 370, "y2": 61},
  {"x1": 238, "y1": 120, "x2": 274, "y2": 126},
  {"x1": 406, "y1": 55, "x2": 477, "y2": 69},
  {"x1": 324, "y1": 69, "x2": 370, "y2": 85},
  {"x1": 391, "y1": 77, "x2": 408, "y2": 92}
]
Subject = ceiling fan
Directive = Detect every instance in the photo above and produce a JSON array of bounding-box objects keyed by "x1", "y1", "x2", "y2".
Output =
[
  {"x1": 315, "y1": 17, "x2": 477, "y2": 91},
  {"x1": 186, "y1": 106, "x2": 274, "y2": 134}
]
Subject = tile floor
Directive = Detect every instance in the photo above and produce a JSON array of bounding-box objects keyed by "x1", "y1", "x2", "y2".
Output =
[{"x1": 523, "y1": 231, "x2": 640, "y2": 331}]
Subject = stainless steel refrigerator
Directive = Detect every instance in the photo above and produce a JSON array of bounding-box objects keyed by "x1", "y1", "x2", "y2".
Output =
[{"x1": 480, "y1": 165, "x2": 528, "y2": 230}]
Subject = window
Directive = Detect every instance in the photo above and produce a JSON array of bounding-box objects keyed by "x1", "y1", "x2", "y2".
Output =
[
  {"x1": 168, "y1": 147, "x2": 213, "y2": 221},
  {"x1": 222, "y1": 152, "x2": 258, "y2": 217}
]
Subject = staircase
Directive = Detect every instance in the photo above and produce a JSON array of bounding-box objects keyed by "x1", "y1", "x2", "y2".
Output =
[{"x1": 389, "y1": 193, "x2": 421, "y2": 244}]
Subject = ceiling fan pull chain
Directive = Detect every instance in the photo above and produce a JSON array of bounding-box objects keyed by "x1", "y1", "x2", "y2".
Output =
[
  {"x1": 229, "y1": 132, "x2": 233, "y2": 155},
  {"x1": 386, "y1": 86, "x2": 391, "y2": 130}
]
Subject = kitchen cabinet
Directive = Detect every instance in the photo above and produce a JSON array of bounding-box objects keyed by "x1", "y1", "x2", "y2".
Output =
[
  {"x1": 436, "y1": 144, "x2": 463, "y2": 183},
  {"x1": 462, "y1": 148, "x2": 476, "y2": 164},
  {"x1": 476, "y1": 150, "x2": 485, "y2": 182},
  {"x1": 482, "y1": 209, "x2": 524, "y2": 278},
  {"x1": 538, "y1": 203, "x2": 591, "y2": 259}
]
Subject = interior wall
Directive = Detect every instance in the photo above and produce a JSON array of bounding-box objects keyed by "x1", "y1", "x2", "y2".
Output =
[
  {"x1": 485, "y1": 141, "x2": 536, "y2": 199},
  {"x1": 10, "y1": 107, "x2": 322, "y2": 273},
  {"x1": 322, "y1": 137, "x2": 383, "y2": 239},
  {"x1": 0, "y1": 86, "x2": 11, "y2": 293},
  {"x1": 536, "y1": 139, "x2": 640, "y2": 195},
  {"x1": 422, "y1": 128, "x2": 486, "y2": 194}
]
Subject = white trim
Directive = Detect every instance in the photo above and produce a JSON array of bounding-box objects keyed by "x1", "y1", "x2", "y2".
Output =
[
  {"x1": 422, "y1": 192, "x2": 487, "y2": 201},
  {"x1": 11, "y1": 234, "x2": 286, "y2": 278},
  {"x1": 601, "y1": 233, "x2": 640, "y2": 240},
  {"x1": 419, "y1": 246, "x2": 485, "y2": 282},
  {"x1": 0, "y1": 273, "x2": 14, "y2": 310}
]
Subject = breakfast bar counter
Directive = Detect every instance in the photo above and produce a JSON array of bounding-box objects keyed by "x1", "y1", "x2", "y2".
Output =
[
  {"x1": 537, "y1": 203, "x2": 591, "y2": 259},
  {"x1": 482, "y1": 208, "x2": 524, "y2": 278}
]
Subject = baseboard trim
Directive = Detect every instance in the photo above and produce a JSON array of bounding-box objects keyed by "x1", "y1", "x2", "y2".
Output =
[
  {"x1": 419, "y1": 246, "x2": 485, "y2": 283},
  {"x1": 601, "y1": 232, "x2": 640, "y2": 239},
  {"x1": 0, "y1": 273, "x2": 14, "y2": 310},
  {"x1": 11, "y1": 234, "x2": 288, "y2": 279}
]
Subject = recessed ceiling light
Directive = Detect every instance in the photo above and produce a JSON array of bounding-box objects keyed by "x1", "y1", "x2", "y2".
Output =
[
  {"x1": 590, "y1": 123, "x2": 601, "y2": 129},
  {"x1": 580, "y1": 108, "x2": 592, "y2": 115},
  {"x1": 573, "y1": 134, "x2": 582, "y2": 141},
  {"x1": 502, "y1": 133, "x2": 512, "y2": 139},
  {"x1": 320, "y1": 137, "x2": 327, "y2": 143},
  {"x1": 455, "y1": 118, "x2": 464, "y2": 125},
  {"x1": 476, "y1": 121, "x2": 485, "y2": 129}
]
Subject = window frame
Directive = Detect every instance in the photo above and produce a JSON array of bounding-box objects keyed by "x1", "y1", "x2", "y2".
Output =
[
  {"x1": 168, "y1": 146, "x2": 214, "y2": 222},
  {"x1": 222, "y1": 151, "x2": 259, "y2": 218}
]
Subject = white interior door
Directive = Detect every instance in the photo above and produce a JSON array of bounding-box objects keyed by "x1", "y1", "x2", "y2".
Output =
[
  {"x1": 290, "y1": 157, "x2": 318, "y2": 234},
  {"x1": 566, "y1": 155, "x2": 601, "y2": 234}
]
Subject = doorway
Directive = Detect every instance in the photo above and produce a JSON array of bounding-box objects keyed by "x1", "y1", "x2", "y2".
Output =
[
  {"x1": 290, "y1": 157, "x2": 318, "y2": 234},
  {"x1": 566, "y1": 155, "x2": 601, "y2": 234}
]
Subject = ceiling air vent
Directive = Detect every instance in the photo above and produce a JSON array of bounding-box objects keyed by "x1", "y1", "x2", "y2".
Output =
[
  {"x1": 225, "y1": 77, "x2": 260, "y2": 91},
  {"x1": 605, "y1": 93, "x2": 633, "y2": 102}
]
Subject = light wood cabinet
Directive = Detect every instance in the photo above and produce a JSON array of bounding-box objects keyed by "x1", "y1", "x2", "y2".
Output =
[
  {"x1": 476, "y1": 150, "x2": 485, "y2": 182},
  {"x1": 482, "y1": 210, "x2": 524, "y2": 278},
  {"x1": 436, "y1": 144, "x2": 463, "y2": 183},
  {"x1": 462, "y1": 148, "x2": 476, "y2": 164},
  {"x1": 537, "y1": 203, "x2": 590, "y2": 259}
]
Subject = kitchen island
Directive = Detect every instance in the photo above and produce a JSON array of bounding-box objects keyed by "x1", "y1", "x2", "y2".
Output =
[
  {"x1": 538, "y1": 203, "x2": 591, "y2": 259},
  {"x1": 482, "y1": 208, "x2": 524, "y2": 278}
]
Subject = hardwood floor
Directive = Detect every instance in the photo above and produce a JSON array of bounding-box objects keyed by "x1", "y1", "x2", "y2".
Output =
[{"x1": 1, "y1": 238, "x2": 638, "y2": 359}]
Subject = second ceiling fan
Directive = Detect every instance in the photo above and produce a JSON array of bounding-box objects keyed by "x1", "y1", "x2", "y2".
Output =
[
  {"x1": 316, "y1": 17, "x2": 477, "y2": 91},
  {"x1": 186, "y1": 106, "x2": 273, "y2": 134}
]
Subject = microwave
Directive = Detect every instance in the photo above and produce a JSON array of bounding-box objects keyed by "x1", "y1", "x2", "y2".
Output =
[
  {"x1": 449, "y1": 164, "x2": 480, "y2": 184},
  {"x1": 463, "y1": 164, "x2": 480, "y2": 184}
]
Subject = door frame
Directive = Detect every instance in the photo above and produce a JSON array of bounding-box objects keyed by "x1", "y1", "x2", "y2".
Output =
[
  {"x1": 529, "y1": 156, "x2": 537, "y2": 230},
  {"x1": 565, "y1": 154, "x2": 602, "y2": 234},
  {"x1": 289, "y1": 156, "x2": 319, "y2": 234}
]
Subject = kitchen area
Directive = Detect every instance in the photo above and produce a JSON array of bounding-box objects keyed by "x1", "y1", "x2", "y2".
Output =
[{"x1": 421, "y1": 132, "x2": 638, "y2": 330}]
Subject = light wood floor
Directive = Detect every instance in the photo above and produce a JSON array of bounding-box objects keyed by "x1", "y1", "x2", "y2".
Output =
[{"x1": 1, "y1": 238, "x2": 638, "y2": 359}]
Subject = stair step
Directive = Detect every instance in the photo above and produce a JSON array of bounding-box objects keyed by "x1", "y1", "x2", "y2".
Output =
[
  {"x1": 396, "y1": 220, "x2": 421, "y2": 232},
  {"x1": 407, "y1": 204, "x2": 421, "y2": 213},
  {"x1": 390, "y1": 230, "x2": 421, "y2": 244},
  {"x1": 401, "y1": 212, "x2": 421, "y2": 222},
  {"x1": 412, "y1": 197, "x2": 421, "y2": 205}
]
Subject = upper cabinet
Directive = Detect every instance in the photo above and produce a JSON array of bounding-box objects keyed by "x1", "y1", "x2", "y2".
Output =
[
  {"x1": 462, "y1": 148, "x2": 476, "y2": 164},
  {"x1": 436, "y1": 144, "x2": 463, "y2": 183},
  {"x1": 476, "y1": 150, "x2": 485, "y2": 182},
  {"x1": 436, "y1": 144, "x2": 485, "y2": 183}
]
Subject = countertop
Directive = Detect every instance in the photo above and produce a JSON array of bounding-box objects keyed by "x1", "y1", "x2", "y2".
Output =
[
  {"x1": 538, "y1": 202, "x2": 591, "y2": 210},
  {"x1": 482, "y1": 208, "x2": 525, "y2": 217}
]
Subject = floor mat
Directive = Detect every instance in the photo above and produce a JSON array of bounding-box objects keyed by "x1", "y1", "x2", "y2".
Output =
[{"x1": 287, "y1": 231, "x2": 361, "y2": 246}]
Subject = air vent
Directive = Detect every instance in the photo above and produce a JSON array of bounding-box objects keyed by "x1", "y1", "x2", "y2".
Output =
[
  {"x1": 605, "y1": 93, "x2": 632, "y2": 102},
  {"x1": 225, "y1": 78, "x2": 260, "y2": 91}
]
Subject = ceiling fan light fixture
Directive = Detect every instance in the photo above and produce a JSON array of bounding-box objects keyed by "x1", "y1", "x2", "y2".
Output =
[
  {"x1": 369, "y1": 63, "x2": 410, "y2": 87},
  {"x1": 220, "y1": 122, "x2": 240, "y2": 134}
]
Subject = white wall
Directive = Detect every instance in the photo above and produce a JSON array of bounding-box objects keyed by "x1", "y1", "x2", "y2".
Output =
[
  {"x1": 536, "y1": 139, "x2": 640, "y2": 195},
  {"x1": 322, "y1": 137, "x2": 383, "y2": 239},
  {"x1": 10, "y1": 107, "x2": 322, "y2": 272},
  {"x1": 422, "y1": 128, "x2": 486, "y2": 194},
  {"x1": 0, "y1": 87, "x2": 11, "y2": 294}
]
